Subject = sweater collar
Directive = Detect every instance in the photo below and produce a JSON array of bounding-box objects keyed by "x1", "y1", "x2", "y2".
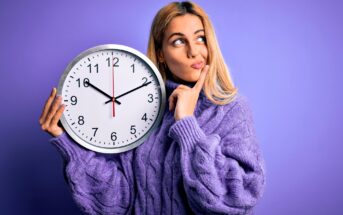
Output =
[{"x1": 165, "y1": 78, "x2": 205, "y2": 97}]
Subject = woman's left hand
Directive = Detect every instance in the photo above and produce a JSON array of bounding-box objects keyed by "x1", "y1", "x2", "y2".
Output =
[{"x1": 169, "y1": 65, "x2": 209, "y2": 121}]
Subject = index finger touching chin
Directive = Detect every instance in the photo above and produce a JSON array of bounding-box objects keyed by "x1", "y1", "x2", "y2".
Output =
[{"x1": 194, "y1": 65, "x2": 209, "y2": 92}]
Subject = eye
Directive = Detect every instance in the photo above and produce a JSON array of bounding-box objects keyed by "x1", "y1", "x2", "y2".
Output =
[
  {"x1": 172, "y1": 38, "x2": 184, "y2": 46},
  {"x1": 197, "y1": 36, "x2": 206, "y2": 43}
]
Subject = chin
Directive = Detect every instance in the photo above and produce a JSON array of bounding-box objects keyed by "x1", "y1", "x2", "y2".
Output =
[
  {"x1": 171, "y1": 70, "x2": 201, "y2": 83},
  {"x1": 190, "y1": 72, "x2": 202, "y2": 82},
  {"x1": 178, "y1": 75, "x2": 200, "y2": 84}
]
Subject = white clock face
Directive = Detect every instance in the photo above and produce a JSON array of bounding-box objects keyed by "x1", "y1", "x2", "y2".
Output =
[{"x1": 58, "y1": 45, "x2": 166, "y2": 154}]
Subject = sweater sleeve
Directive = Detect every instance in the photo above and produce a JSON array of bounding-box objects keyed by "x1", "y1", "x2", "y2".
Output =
[
  {"x1": 168, "y1": 100, "x2": 266, "y2": 215},
  {"x1": 50, "y1": 132, "x2": 134, "y2": 215}
]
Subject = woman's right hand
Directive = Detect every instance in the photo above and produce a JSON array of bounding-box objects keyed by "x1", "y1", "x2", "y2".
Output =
[{"x1": 39, "y1": 88, "x2": 65, "y2": 137}]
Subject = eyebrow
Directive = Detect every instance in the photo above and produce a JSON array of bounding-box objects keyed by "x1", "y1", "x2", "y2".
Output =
[{"x1": 167, "y1": 29, "x2": 205, "y2": 41}]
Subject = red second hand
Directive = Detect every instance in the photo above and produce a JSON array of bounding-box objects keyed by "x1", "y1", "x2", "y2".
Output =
[{"x1": 112, "y1": 57, "x2": 115, "y2": 117}]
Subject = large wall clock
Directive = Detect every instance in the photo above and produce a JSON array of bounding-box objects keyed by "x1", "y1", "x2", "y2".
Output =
[{"x1": 57, "y1": 44, "x2": 166, "y2": 154}]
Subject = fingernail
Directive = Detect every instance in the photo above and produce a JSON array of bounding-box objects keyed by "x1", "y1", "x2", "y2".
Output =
[{"x1": 51, "y1": 88, "x2": 56, "y2": 95}]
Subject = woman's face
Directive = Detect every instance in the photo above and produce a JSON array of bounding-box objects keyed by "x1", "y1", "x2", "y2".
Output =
[{"x1": 161, "y1": 14, "x2": 208, "y2": 83}]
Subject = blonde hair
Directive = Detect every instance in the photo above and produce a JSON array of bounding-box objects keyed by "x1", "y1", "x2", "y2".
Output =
[{"x1": 147, "y1": 1, "x2": 238, "y2": 105}]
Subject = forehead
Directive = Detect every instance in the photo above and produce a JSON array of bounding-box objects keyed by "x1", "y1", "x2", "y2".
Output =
[{"x1": 165, "y1": 14, "x2": 204, "y2": 35}]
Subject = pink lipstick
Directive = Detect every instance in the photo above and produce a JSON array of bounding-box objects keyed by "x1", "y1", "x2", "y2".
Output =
[{"x1": 191, "y1": 61, "x2": 204, "y2": 69}]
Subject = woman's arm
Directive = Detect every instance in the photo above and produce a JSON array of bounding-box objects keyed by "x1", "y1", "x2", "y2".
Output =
[
  {"x1": 50, "y1": 133, "x2": 134, "y2": 215},
  {"x1": 168, "y1": 99, "x2": 265, "y2": 215},
  {"x1": 40, "y1": 88, "x2": 134, "y2": 214}
]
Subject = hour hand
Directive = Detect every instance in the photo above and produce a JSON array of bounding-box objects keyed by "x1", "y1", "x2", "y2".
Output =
[{"x1": 86, "y1": 80, "x2": 121, "y2": 105}]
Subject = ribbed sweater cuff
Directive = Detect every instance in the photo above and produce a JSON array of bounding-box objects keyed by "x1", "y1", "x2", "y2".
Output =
[
  {"x1": 49, "y1": 132, "x2": 82, "y2": 162},
  {"x1": 168, "y1": 116, "x2": 206, "y2": 152}
]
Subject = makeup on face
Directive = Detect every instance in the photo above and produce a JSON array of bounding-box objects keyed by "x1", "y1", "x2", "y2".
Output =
[{"x1": 161, "y1": 14, "x2": 208, "y2": 83}]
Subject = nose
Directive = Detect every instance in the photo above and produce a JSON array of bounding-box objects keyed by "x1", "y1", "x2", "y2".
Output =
[{"x1": 187, "y1": 42, "x2": 199, "y2": 58}]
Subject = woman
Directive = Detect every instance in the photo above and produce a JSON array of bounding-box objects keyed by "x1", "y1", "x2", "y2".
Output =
[{"x1": 39, "y1": 1, "x2": 265, "y2": 214}]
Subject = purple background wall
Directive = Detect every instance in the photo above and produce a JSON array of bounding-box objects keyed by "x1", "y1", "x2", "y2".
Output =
[{"x1": 0, "y1": 0, "x2": 342, "y2": 214}]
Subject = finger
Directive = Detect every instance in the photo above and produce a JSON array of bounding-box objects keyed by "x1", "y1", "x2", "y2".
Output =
[
  {"x1": 193, "y1": 65, "x2": 209, "y2": 92},
  {"x1": 176, "y1": 84, "x2": 189, "y2": 90},
  {"x1": 169, "y1": 94, "x2": 176, "y2": 111},
  {"x1": 168, "y1": 90, "x2": 179, "y2": 111},
  {"x1": 42, "y1": 96, "x2": 62, "y2": 129},
  {"x1": 39, "y1": 88, "x2": 57, "y2": 124},
  {"x1": 50, "y1": 104, "x2": 65, "y2": 127}
]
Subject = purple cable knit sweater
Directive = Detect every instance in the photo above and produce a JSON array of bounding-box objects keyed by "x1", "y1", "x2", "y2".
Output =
[{"x1": 50, "y1": 79, "x2": 266, "y2": 215}]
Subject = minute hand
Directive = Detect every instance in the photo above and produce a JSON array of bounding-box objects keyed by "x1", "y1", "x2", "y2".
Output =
[{"x1": 105, "y1": 81, "x2": 152, "y2": 104}]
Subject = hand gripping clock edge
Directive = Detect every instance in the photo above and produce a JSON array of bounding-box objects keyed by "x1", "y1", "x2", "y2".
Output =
[
  {"x1": 39, "y1": 87, "x2": 65, "y2": 137},
  {"x1": 104, "y1": 81, "x2": 152, "y2": 104}
]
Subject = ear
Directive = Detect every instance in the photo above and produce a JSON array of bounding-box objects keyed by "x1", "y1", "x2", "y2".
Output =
[{"x1": 157, "y1": 51, "x2": 164, "y2": 63}]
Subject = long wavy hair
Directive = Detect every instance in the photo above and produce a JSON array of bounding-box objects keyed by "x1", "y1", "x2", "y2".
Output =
[{"x1": 147, "y1": 1, "x2": 238, "y2": 105}]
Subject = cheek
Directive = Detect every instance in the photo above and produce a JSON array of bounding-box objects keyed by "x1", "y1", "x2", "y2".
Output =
[
  {"x1": 165, "y1": 53, "x2": 186, "y2": 70},
  {"x1": 201, "y1": 47, "x2": 209, "y2": 61}
]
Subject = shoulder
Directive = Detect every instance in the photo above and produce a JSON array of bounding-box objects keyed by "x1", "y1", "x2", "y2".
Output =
[
  {"x1": 211, "y1": 93, "x2": 255, "y2": 137},
  {"x1": 225, "y1": 94, "x2": 253, "y2": 119},
  {"x1": 209, "y1": 93, "x2": 253, "y2": 122}
]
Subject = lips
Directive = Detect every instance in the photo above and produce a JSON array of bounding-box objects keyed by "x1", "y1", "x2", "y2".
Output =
[{"x1": 191, "y1": 61, "x2": 204, "y2": 70}]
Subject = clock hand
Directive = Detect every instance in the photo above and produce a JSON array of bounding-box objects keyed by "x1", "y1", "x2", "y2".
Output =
[
  {"x1": 104, "y1": 81, "x2": 152, "y2": 104},
  {"x1": 86, "y1": 80, "x2": 121, "y2": 105},
  {"x1": 112, "y1": 58, "x2": 115, "y2": 117}
]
